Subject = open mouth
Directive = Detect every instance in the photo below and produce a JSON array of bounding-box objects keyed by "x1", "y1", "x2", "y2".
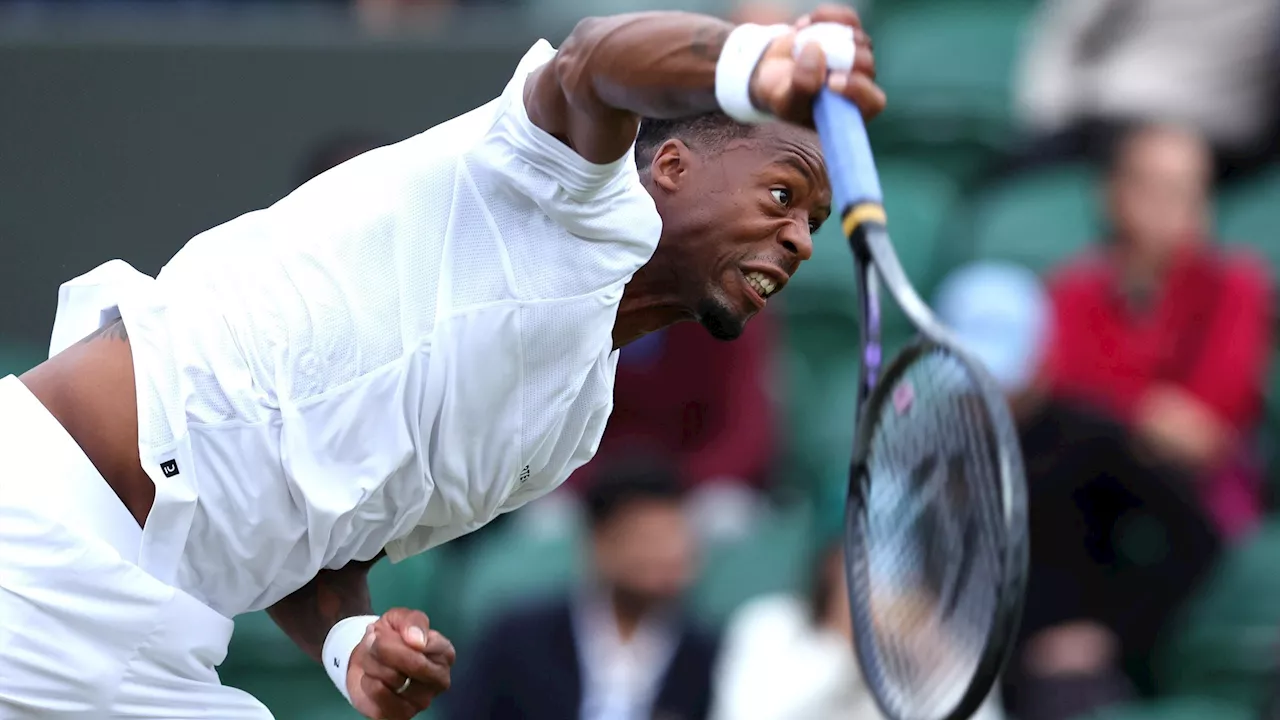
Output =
[{"x1": 742, "y1": 268, "x2": 784, "y2": 306}]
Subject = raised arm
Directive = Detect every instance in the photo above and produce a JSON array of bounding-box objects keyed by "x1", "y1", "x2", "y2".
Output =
[{"x1": 524, "y1": 5, "x2": 885, "y2": 165}]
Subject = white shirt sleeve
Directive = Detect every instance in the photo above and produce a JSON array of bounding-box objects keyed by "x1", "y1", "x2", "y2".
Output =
[
  {"x1": 479, "y1": 40, "x2": 641, "y2": 200},
  {"x1": 465, "y1": 41, "x2": 661, "y2": 299}
]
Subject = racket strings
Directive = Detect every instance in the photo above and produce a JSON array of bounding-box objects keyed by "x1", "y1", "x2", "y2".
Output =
[{"x1": 853, "y1": 348, "x2": 1008, "y2": 719}]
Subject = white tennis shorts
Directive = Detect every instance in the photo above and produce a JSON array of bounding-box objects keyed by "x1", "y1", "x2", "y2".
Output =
[{"x1": 0, "y1": 375, "x2": 272, "y2": 719}]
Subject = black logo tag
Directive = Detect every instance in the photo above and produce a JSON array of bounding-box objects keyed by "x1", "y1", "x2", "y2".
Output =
[
  {"x1": 518, "y1": 466, "x2": 530, "y2": 484},
  {"x1": 160, "y1": 459, "x2": 180, "y2": 478}
]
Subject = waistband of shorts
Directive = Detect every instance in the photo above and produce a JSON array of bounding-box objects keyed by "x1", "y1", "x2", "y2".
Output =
[{"x1": 0, "y1": 374, "x2": 143, "y2": 561}]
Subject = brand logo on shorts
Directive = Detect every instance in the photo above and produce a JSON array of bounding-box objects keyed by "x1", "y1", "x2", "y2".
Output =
[
  {"x1": 518, "y1": 465, "x2": 530, "y2": 484},
  {"x1": 160, "y1": 459, "x2": 180, "y2": 478}
]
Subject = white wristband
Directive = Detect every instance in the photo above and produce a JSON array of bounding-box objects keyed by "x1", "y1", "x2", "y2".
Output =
[
  {"x1": 715, "y1": 23, "x2": 790, "y2": 124},
  {"x1": 323, "y1": 615, "x2": 379, "y2": 703},
  {"x1": 793, "y1": 22, "x2": 856, "y2": 72}
]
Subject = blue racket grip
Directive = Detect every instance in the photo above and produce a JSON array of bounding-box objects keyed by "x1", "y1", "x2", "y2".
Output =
[{"x1": 813, "y1": 89, "x2": 883, "y2": 222}]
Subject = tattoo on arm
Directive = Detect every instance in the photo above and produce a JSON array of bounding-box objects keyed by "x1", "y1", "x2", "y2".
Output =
[
  {"x1": 690, "y1": 24, "x2": 730, "y2": 60},
  {"x1": 529, "y1": 12, "x2": 732, "y2": 164},
  {"x1": 266, "y1": 552, "x2": 383, "y2": 663},
  {"x1": 77, "y1": 317, "x2": 128, "y2": 345}
]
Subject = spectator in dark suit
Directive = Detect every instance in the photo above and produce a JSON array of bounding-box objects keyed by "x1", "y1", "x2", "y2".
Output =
[{"x1": 445, "y1": 456, "x2": 719, "y2": 720}]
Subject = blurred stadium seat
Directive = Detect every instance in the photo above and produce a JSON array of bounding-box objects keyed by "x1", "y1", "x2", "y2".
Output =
[
  {"x1": 962, "y1": 163, "x2": 1100, "y2": 273},
  {"x1": 1154, "y1": 520, "x2": 1280, "y2": 713},
  {"x1": 1219, "y1": 166, "x2": 1280, "y2": 274},
  {"x1": 1218, "y1": 168, "x2": 1280, "y2": 507},
  {"x1": 689, "y1": 500, "x2": 814, "y2": 627},
  {"x1": 867, "y1": 0, "x2": 1034, "y2": 181},
  {"x1": 1082, "y1": 696, "x2": 1253, "y2": 720},
  {"x1": 0, "y1": 341, "x2": 45, "y2": 378},
  {"x1": 451, "y1": 514, "x2": 584, "y2": 647}
]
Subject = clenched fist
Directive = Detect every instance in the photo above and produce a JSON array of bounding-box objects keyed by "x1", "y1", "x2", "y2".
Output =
[
  {"x1": 347, "y1": 608, "x2": 456, "y2": 720},
  {"x1": 749, "y1": 4, "x2": 885, "y2": 128}
]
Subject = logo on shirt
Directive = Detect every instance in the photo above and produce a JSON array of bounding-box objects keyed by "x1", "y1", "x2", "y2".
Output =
[
  {"x1": 518, "y1": 465, "x2": 531, "y2": 484},
  {"x1": 892, "y1": 381, "x2": 915, "y2": 416},
  {"x1": 160, "y1": 459, "x2": 180, "y2": 478}
]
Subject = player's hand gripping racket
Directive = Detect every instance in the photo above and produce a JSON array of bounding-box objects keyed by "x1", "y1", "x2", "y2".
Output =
[{"x1": 800, "y1": 23, "x2": 1029, "y2": 720}]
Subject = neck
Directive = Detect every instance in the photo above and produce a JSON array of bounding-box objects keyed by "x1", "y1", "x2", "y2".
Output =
[
  {"x1": 1113, "y1": 240, "x2": 1178, "y2": 295},
  {"x1": 612, "y1": 599, "x2": 643, "y2": 641},
  {"x1": 609, "y1": 587, "x2": 659, "y2": 641},
  {"x1": 612, "y1": 259, "x2": 691, "y2": 348}
]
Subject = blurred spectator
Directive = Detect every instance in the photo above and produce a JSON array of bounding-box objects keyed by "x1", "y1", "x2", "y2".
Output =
[
  {"x1": 709, "y1": 537, "x2": 882, "y2": 720},
  {"x1": 709, "y1": 533, "x2": 1006, "y2": 720},
  {"x1": 1014, "y1": 0, "x2": 1280, "y2": 181},
  {"x1": 933, "y1": 260, "x2": 1052, "y2": 412},
  {"x1": 990, "y1": 125, "x2": 1273, "y2": 720},
  {"x1": 567, "y1": 316, "x2": 780, "y2": 541},
  {"x1": 1043, "y1": 124, "x2": 1272, "y2": 541},
  {"x1": 446, "y1": 455, "x2": 719, "y2": 720}
]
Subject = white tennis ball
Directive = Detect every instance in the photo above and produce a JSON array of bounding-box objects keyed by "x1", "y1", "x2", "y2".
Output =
[{"x1": 793, "y1": 22, "x2": 856, "y2": 73}]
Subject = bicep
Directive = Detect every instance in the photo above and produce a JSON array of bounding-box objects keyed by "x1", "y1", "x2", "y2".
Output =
[{"x1": 522, "y1": 33, "x2": 641, "y2": 166}]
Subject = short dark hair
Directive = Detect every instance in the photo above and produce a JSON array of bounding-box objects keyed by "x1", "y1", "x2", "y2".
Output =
[
  {"x1": 583, "y1": 454, "x2": 685, "y2": 529},
  {"x1": 634, "y1": 112, "x2": 757, "y2": 174},
  {"x1": 1107, "y1": 121, "x2": 1214, "y2": 179}
]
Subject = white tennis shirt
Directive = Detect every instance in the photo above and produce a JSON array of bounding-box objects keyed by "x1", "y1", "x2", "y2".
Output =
[{"x1": 47, "y1": 41, "x2": 661, "y2": 617}]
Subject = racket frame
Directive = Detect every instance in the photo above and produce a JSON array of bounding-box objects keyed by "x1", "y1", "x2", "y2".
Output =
[{"x1": 842, "y1": 216, "x2": 1030, "y2": 720}]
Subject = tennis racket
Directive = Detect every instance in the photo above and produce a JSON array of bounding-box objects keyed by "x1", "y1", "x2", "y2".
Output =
[{"x1": 807, "y1": 30, "x2": 1030, "y2": 720}]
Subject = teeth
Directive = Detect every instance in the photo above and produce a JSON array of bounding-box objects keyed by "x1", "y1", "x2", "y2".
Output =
[{"x1": 745, "y1": 271, "x2": 778, "y2": 299}]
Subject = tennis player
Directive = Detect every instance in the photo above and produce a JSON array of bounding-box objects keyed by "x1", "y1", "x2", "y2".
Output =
[{"x1": 0, "y1": 6, "x2": 882, "y2": 719}]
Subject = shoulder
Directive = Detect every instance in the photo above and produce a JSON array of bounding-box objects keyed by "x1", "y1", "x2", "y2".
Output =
[
  {"x1": 467, "y1": 41, "x2": 661, "y2": 300},
  {"x1": 475, "y1": 40, "x2": 649, "y2": 202},
  {"x1": 1045, "y1": 249, "x2": 1110, "y2": 297},
  {"x1": 721, "y1": 594, "x2": 809, "y2": 646},
  {"x1": 485, "y1": 594, "x2": 572, "y2": 641},
  {"x1": 675, "y1": 613, "x2": 722, "y2": 657},
  {"x1": 1214, "y1": 245, "x2": 1274, "y2": 295}
]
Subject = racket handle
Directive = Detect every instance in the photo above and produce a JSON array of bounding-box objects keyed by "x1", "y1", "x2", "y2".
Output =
[{"x1": 813, "y1": 88, "x2": 883, "y2": 216}]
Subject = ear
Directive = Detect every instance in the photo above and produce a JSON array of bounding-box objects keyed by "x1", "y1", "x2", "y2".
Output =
[{"x1": 649, "y1": 139, "x2": 692, "y2": 193}]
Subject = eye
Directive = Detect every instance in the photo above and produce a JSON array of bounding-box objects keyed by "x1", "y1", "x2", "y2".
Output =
[
  {"x1": 808, "y1": 219, "x2": 821, "y2": 234},
  {"x1": 771, "y1": 188, "x2": 791, "y2": 206}
]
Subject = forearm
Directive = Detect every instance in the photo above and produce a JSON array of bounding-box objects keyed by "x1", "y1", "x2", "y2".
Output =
[
  {"x1": 266, "y1": 553, "x2": 382, "y2": 663},
  {"x1": 528, "y1": 12, "x2": 735, "y2": 163},
  {"x1": 558, "y1": 12, "x2": 730, "y2": 119}
]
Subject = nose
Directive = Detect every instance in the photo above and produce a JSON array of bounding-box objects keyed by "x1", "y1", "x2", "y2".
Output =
[{"x1": 779, "y1": 219, "x2": 814, "y2": 262}]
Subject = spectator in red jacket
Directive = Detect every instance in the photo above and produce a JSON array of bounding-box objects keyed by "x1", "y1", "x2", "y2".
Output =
[
  {"x1": 1005, "y1": 123, "x2": 1274, "y2": 720},
  {"x1": 1042, "y1": 123, "x2": 1273, "y2": 540}
]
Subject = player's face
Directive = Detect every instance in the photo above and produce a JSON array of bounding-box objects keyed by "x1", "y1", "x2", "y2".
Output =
[{"x1": 684, "y1": 129, "x2": 831, "y2": 340}]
